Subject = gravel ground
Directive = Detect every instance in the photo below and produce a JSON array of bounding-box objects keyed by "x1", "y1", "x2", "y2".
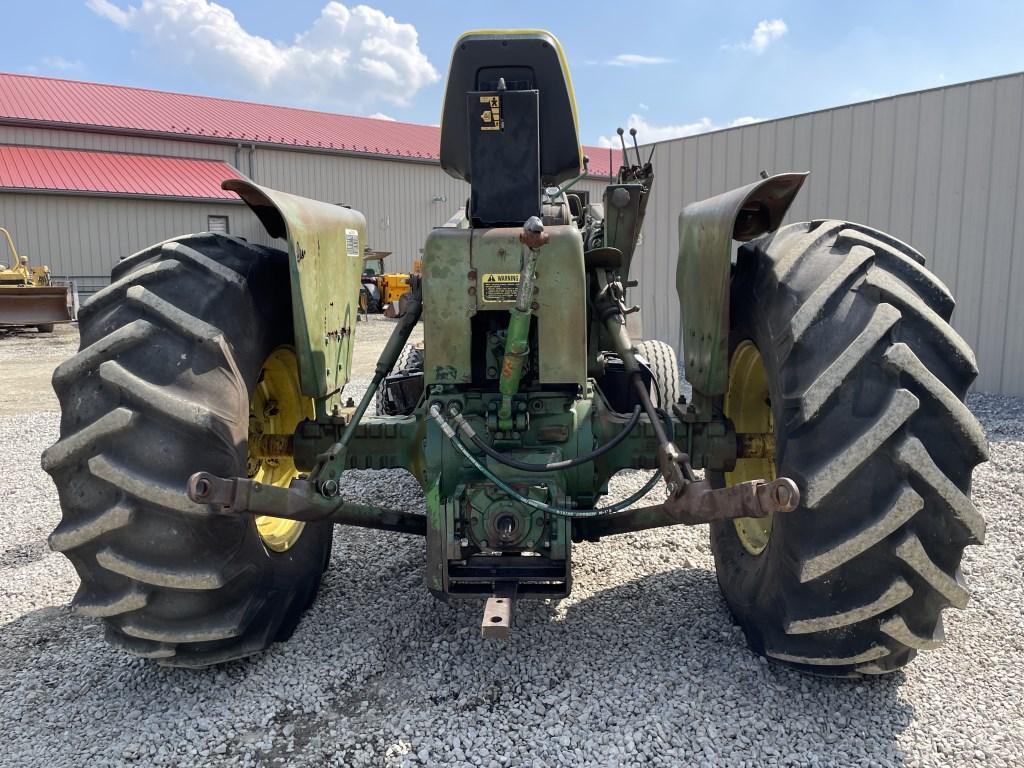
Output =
[{"x1": 1, "y1": 332, "x2": 1022, "y2": 765}]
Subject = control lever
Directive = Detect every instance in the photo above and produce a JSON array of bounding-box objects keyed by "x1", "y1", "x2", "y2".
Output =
[{"x1": 629, "y1": 127, "x2": 643, "y2": 168}]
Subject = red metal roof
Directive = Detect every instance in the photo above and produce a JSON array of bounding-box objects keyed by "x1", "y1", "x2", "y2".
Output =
[
  {"x1": 0, "y1": 72, "x2": 621, "y2": 177},
  {"x1": 0, "y1": 145, "x2": 241, "y2": 200}
]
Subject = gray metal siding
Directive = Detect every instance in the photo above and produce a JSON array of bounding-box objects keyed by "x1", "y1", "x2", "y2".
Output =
[
  {"x1": 0, "y1": 193, "x2": 266, "y2": 282},
  {"x1": 634, "y1": 72, "x2": 1024, "y2": 395}
]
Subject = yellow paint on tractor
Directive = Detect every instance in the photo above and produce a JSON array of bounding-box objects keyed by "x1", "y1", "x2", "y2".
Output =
[
  {"x1": 724, "y1": 340, "x2": 776, "y2": 555},
  {"x1": 248, "y1": 346, "x2": 314, "y2": 552}
]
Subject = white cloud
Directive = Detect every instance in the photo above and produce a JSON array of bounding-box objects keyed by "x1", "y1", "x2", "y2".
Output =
[
  {"x1": 737, "y1": 19, "x2": 788, "y2": 54},
  {"x1": 368, "y1": 112, "x2": 395, "y2": 121},
  {"x1": 86, "y1": 0, "x2": 439, "y2": 111},
  {"x1": 25, "y1": 56, "x2": 86, "y2": 76},
  {"x1": 87, "y1": 0, "x2": 131, "y2": 27},
  {"x1": 606, "y1": 53, "x2": 673, "y2": 67},
  {"x1": 597, "y1": 114, "x2": 763, "y2": 147}
]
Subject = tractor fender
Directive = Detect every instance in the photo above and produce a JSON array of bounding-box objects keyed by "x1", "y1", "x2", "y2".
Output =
[
  {"x1": 224, "y1": 179, "x2": 366, "y2": 403},
  {"x1": 676, "y1": 172, "x2": 807, "y2": 399}
]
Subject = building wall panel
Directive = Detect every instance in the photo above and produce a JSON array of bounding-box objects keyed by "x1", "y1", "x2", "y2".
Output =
[
  {"x1": 0, "y1": 193, "x2": 264, "y2": 285},
  {"x1": 634, "y1": 72, "x2": 1024, "y2": 395}
]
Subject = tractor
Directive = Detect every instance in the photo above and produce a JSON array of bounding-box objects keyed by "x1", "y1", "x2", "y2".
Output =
[{"x1": 43, "y1": 30, "x2": 987, "y2": 675}]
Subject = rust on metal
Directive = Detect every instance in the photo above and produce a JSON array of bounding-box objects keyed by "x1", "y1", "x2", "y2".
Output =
[
  {"x1": 572, "y1": 476, "x2": 801, "y2": 541},
  {"x1": 519, "y1": 228, "x2": 550, "y2": 249},
  {"x1": 248, "y1": 433, "x2": 295, "y2": 459},
  {"x1": 736, "y1": 432, "x2": 777, "y2": 459}
]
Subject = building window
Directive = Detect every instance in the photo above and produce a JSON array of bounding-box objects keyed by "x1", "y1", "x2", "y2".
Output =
[{"x1": 208, "y1": 215, "x2": 229, "y2": 234}]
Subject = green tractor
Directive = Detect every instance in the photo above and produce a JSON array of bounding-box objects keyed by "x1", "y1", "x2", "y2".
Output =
[{"x1": 43, "y1": 30, "x2": 987, "y2": 675}]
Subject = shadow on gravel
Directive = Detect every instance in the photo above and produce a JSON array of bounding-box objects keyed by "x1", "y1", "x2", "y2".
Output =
[
  {"x1": 555, "y1": 569, "x2": 915, "y2": 764},
  {"x1": 1, "y1": 545, "x2": 916, "y2": 766},
  {"x1": 0, "y1": 540, "x2": 50, "y2": 569}
]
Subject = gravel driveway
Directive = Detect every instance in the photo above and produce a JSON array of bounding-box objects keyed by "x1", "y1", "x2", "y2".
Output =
[{"x1": 1, "y1": 327, "x2": 1022, "y2": 767}]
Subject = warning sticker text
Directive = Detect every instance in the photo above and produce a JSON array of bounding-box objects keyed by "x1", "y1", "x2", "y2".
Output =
[
  {"x1": 345, "y1": 228, "x2": 360, "y2": 257},
  {"x1": 481, "y1": 272, "x2": 520, "y2": 303}
]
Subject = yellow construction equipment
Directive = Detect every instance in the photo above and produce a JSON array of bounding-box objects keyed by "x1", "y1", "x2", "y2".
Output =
[
  {"x1": 358, "y1": 249, "x2": 414, "y2": 314},
  {"x1": 0, "y1": 227, "x2": 73, "y2": 332}
]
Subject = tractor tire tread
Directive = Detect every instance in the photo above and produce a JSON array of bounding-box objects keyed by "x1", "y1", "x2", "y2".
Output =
[
  {"x1": 711, "y1": 219, "x2": 986, "y2": 676},
  {"x1": 45, "y1": 233, "x2": 332, "y2": 667}
]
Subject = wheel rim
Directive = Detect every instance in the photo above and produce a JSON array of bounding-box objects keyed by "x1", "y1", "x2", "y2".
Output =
[
  {"x1": 724, "y1": 340, "x2": 775, "y2": 555},
  {"x1": 248, "y1": 346, "x2": 313, "y2": 552}
]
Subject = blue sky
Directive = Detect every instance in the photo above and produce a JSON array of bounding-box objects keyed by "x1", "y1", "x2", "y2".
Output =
[{"x1": 6, "y1": 1, "x2": 1024, "y2": 146}]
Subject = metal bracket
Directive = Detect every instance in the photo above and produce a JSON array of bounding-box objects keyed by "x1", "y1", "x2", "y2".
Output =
[{"x1": 481, "y1": 582, "x2": 517, "y2": 640}]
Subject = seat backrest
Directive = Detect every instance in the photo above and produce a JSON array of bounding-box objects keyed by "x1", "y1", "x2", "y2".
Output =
[{"x1": 439, "y1": 30, "x2": 583, "y2": 187}]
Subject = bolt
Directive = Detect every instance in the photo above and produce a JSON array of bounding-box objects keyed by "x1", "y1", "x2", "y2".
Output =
[
  {"x1": 469, "y1": 286, "x2": 477, "y2": 296},
  {"x1": 320, "y1": 479, "x2": 339, "y2": 497},
  {"x1": 775, "y1": 484, "x2": 792, "y2": 506}
]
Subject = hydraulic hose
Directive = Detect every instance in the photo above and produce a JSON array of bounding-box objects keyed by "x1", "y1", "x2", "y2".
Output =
[
  {"x1": 428, "y1": 404, "x2": 664, "y2": 519},
  {"x1": 449, "y1": 404, "x2": 642, "y2": 473},
  {"x1": 447, "y1": 362, "x2": 666, "y2": 475}
]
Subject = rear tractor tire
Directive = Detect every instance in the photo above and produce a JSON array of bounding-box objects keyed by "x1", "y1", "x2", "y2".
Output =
[
  {"x1": 42, "y1": 234, "x2": 333, "y2": 667},
  {"x1": 711, "y1": 220, "x2": 988, "y2": 676}
]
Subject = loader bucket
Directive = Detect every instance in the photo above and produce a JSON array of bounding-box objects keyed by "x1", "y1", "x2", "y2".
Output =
[{"x1": 0, "y1": 285, "x2": 73, "y2": 327}]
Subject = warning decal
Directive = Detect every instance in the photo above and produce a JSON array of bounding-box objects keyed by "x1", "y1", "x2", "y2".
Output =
[
  {"x1": 345, "y1": 228, "x2": 360, "y2": 257},
  {"x1": 481, "y1": 272, "x2": 520, "y2": 303}
]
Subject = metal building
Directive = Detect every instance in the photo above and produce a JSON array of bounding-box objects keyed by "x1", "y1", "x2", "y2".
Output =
[
  {"x1": 634, "y1": 71, "x2": 1024, "y2": 396},
  {"x1": 3, "y1": 71, "x2": 1020, "y2": 394},
  {"x1": 0, "y1": 72, "x2": 615, "y2": 294}
]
